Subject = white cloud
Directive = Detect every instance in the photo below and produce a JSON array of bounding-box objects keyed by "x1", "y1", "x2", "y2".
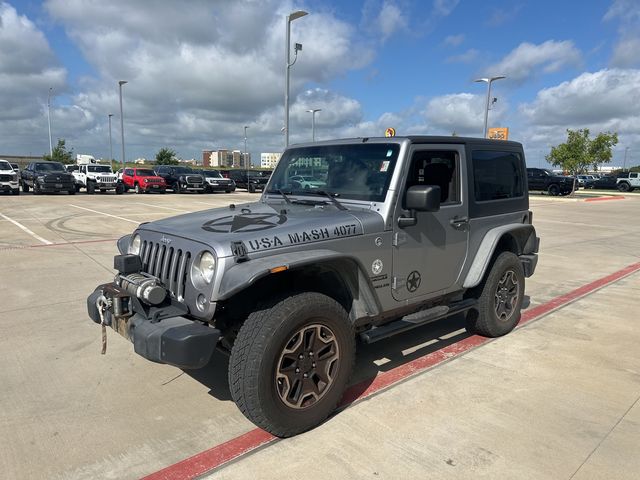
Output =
[
  {"x1": 443, "y1": 33, "x2": 464, "y2": 46},
  {"x1": 376, "y1": 1, "x2": 408, "y2": 41},
  {"x1": 422, "y1": 93, "x2": 506, "y2": 135},
  {"x1": 432, "y1": 0, "x2": 460, "y2": 17},
  {"x1": 604, "y1": 0, "x2": 640, "y2": 68},
  {"x1": 31, "y1": 0, "x2": 376, "y2": 159},
  {"x1": 446, "y1": 48, "x2": 479, "y2": 64},
  {"x1": 487, "y1": 40, "x2": 582, "y2": 83}
]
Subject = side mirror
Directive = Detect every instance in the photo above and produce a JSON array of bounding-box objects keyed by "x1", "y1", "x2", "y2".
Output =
[{"x1": 399, "y1": 185, "x2": 441, "y2": 228}]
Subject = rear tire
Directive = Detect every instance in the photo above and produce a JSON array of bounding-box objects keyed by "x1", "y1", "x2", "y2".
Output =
[
  {"x1": 248, "y1": 183, "x2": 256, "y2": 193},
  {"x1": 617, "y1": 182, "x2": 630, "y2": 192},
  {"x1": 466, "y1": 251, "x2": 525, "y2": 338},
  {"x1": 229, "y1": 292, "x2": 355, "y2": 437}
]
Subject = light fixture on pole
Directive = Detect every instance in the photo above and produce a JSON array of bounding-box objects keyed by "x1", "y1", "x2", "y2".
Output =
[
  {"x1": 474, "y1": 75, "x2": 506, "y2": 138},
  {"x1": 284, "y1": 10, "x2": 308, "y2": 148},
  {"x1": 47, "y1": 87, "x2": 53, "y2": 156},
  {"x1": 118, "y1": 80, "x2": 128, "y2": 167},
  {"x1": 108, "y1": 114, "x2": 114, "y2": 168},
  {"x1": 306, "y1": 109, "x2": 321, "y2": 141}
]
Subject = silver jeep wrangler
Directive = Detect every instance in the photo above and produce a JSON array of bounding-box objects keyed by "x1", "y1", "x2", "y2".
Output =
[{"x1": 87, "y1": 136, "x2": 538, "y2": 437}]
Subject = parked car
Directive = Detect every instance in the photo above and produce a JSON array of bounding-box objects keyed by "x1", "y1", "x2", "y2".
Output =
[
  {"x1": 526, "y1": 168, "x2": 576, "y2": 195},
  {"x1": 288, "y1": 175, "x2": 325, "y2": 190},
  {"x1": 66, "y1": 164, "x2": 80, "y2": 174},
  {"x1": 195, "y1": 170, "x2": 236, "y2": 193},
  {"x1": 122, "y1": 167, "x2": 167, "y2": 194},
  {"x1": 575, "y1": 174, "x2": 595, "y2": 188},
  {"x1": 155, "y1": 165, "x2": 206, "y2": 193},
  {"x1": 616, "y1": 172, "x2": 640, "y2": 192},
  {"x1": 586, "y1": 175, "x2": 620, "y2": 190},
  {"x1": 21, "y1": 161, "x2": 75, "y2": 194},
  {"x1": 115, "y1": 168, "x2": 124, "y2": 181},
  {"x1": 0, "y1": 159, "x2": 20, "y2": 195},
  {"x1": 72, "y1": 164, "x2": 123, "y2": 194},
  {"x1": 229, "y1": 169, "x2": 271, "y2": 192}
]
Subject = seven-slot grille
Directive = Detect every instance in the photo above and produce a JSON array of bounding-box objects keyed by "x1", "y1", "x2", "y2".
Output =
[
  {"x1": 140, "y1": 240, "x2": 192, "y2": 300},
  {"x1": 98, "y1": 175, "x2": 117, "y2": 183}
]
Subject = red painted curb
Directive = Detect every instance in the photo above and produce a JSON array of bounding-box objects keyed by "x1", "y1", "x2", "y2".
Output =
[
  {"x1": 141, "y1": 261, "x2": 640, "y2": 480},
  {"x1": 584, "y1": 195, "x2": 625, "y2": 202}
]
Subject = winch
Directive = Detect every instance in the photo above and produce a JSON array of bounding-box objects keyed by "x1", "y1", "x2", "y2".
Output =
[{"x1": 116, "y1": 272, "x2": 166, "y2": 305}]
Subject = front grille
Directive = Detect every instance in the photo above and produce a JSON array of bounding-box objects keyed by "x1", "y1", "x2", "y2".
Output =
[
  {"x1": 140, "y1": 241, "x2": 191, "y2": 301},
  {"x1": 186, "y1": 176, "x2": 203, "y2": 184},
  {"x1": 0, "y1": 174, "x2": 14, "y2": 181},
  {"x1": 146, "y1": 178, "x2": 162, "y2": 183},
  {"x1": 44, "y1": 174, "x2": 72, "y2": 183},
  {"x1": 99, "y1": 175, "x2": 117, "y2": 183}
]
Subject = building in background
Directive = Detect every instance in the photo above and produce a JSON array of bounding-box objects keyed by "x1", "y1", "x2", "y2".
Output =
[
  {"x1": 261, "y1": 152, "x2": 282, "y2": 169},
  {"x1": 204, "y1": 149, "x2": 249, "y2": 168},
  {"x1": 202, "y1": 150, "x2": 213, "y2": 167}
]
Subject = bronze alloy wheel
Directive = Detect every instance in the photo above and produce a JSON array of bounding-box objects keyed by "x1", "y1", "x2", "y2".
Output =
[
  {"x1": 494, "y1": 270, "x2": 520, "y2": 321},
  {"x1": 275, "y1": 323, "x2": 340, "y2": 409}
]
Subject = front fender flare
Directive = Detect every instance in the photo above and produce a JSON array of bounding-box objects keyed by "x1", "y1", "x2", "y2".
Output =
[{"x1": 216, "y1": 249, "x2": 381, "y2": 319}]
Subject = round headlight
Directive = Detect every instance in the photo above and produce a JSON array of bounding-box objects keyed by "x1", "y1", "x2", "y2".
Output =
[
  {"x1": 196, "y1": 251, "x2": 216, "y2": 284},
  {"x1": 129, "y1": 234, "x2": 141, "y2": 255}
]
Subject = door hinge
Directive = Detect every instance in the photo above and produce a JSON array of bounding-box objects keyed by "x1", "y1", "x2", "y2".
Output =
[{"x1": 392, "y1": 231, "x2": 407, "y2": 247}]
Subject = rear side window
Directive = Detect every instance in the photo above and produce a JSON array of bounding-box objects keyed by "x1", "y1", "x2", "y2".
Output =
[{"x1": 472, "y1": 150, "x2": 524, "y2": 201}]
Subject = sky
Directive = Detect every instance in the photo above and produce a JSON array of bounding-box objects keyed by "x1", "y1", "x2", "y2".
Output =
[{"x1": 1, "y1": 0, "x2": 639, "y2": 168}]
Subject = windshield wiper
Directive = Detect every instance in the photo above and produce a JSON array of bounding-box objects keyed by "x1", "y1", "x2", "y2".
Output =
[
  {"x1": 308, "y1": 190, "x2": 348, "y2": 211},
  {"x1": 265, "y1": 189, "x2": 292, "y2": 204}
]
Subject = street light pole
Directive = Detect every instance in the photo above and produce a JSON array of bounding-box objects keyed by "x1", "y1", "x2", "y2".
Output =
[
  {"x1": 47, "y1": 87, "x2": 53, "y2": 155},
  {"x1": 244, "y1": 125, "x2": 249, "y2": 170},
  {"x1": 284, "y1": 10, "x2": 308, "y2": 148},
  {"x1": 474, "y1": 75, "x2": 506, "y2": 138},
  {"x1": 108, "y1": 114, "x2": 114, "y2": 168},
  {"x1": 118, "y1": 80, "x2": 128, "y2": 168},
  {"x1": 623, "y1": 146, "x2": 629, "y2": 171},
  {"x1": 306, "y1": 109, "x2": 321, "y2": 141}
]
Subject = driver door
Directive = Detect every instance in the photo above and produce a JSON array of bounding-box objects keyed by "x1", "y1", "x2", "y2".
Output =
[{"x1": 392, "y1": 145, "x2": 469, "y2": 301}]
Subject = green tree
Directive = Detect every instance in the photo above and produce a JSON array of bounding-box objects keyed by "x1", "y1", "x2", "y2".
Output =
[
  {"x1": 546, "y1": 129, "x2": 618, "y2": 175},
  {"x1": 155, "y1": 147, "x2": 178, "y2": 165},
  {"x1": 43, "y1": 138, "x2": 74, "y2": 164}
]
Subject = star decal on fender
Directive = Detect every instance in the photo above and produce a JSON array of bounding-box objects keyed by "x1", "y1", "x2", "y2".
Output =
[
  {"x1": 406, "y1": 270, "x2": 421, "y2": 292},
  {"x1": 202, "y1": 213, "x2": 287, "y2": 233}
]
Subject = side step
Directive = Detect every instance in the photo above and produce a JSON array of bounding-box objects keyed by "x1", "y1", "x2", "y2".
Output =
[{"x1": 359, "y1": 298, "x2": 477, "y2": 344}]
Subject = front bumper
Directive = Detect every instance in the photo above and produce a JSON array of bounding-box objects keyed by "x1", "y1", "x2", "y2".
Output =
[
  {"x1": 39, "y1": 181, "x2": 75, "y2": 192},
  {"x1": 1, "y1": 182, "x2": 19, "y2": 192},
  {"x1": 87, "y1": 283, "x2": 219, "y2": 369}
]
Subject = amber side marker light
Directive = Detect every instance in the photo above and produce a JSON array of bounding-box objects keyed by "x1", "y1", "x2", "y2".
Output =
[{"x1": 270, "y1": 265, "x2": 289, "y2": 273}]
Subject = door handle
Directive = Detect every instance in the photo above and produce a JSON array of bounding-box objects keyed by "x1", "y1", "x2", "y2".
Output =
[{"x1": 449, "y1": 216, "x2": 469, "y2": 229}]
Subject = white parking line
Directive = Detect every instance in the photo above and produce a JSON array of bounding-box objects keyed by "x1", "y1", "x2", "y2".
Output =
[
  {"x1": 69, "y1": 204, "x2": 140, "y2": 224},
  {"x1": 130, "y1": 202, "x2": 189, "y2": 212},
  {"x1": 0, "y1": 212, "x2": 52, "y2": 245}
]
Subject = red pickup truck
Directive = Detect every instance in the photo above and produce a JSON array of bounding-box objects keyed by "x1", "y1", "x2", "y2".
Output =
[{"x1": 122, "y1": 167, "x2": 167, "y2": 194}]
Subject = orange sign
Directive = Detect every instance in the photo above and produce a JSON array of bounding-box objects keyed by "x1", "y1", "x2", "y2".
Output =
[
  {"x1": 488, "y1": 127, "x2": 509, "y2": 140},
  {"x1": 385, "y1": 127, "x2": 396, "y2": 137}
]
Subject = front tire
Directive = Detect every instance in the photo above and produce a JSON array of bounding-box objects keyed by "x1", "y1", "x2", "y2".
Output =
[
  {"x1": 229, "y1": 292, "x2": 355, "y2": 437},
  {"x1": 33, "y1": 182, "x2": 41, "y2": 195},
  {"x1": 547, "y1": 184, "x2": 559, "y2": 196},
  {"x1": 87, "y1": 181, "x2": 95, "y2": 194},
  {"x1": 135, "y1": 183, "x2": 142, "y2": 194},
  {"x1": 12, "y1": 188, "x2": 20, "y2": 196},
  {"x1": 22, "y1": 182, "x2": 29, "y2": 193},
  {"x1": 466, "y1": 251, "x2": 525, "y2": 338}
]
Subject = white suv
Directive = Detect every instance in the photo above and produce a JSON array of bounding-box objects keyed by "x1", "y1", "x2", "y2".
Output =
[{"x1": 0, "y1": 159, "x2": 20, "y2": 195}]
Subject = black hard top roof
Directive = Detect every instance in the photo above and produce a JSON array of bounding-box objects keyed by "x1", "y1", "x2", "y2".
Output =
[{"x1": 291, "y1": 135, "x2": 522, "y2": 148}]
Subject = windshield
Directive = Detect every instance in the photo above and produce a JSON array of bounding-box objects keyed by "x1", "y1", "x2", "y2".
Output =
[
  {"x1": 267, "y1": 143, "x2": 400, "y2": 202},
  {"x1": 173, "y1": 167, "x2": 193, "y2": 174},
  {"x1": 35, "y1": 163, "x2": 66, "y2": 172},
  {"x1": 0, "y1": 161, "x2": 11, "y2": 170},
  {"x1": 136, "y1": 169, "x2": 156, "y2": 176},
  {"x1": 202, "y1": 170, "x2": 223, "y2": 178},
  {"x1": 88, "y1": 165, "x2": 112, "y2": 173}
]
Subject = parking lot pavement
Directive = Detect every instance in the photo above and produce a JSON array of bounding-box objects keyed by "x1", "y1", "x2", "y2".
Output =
[
  {"x1": 206, "y1": 273, "x2": 640, "y2": 480},
  {"x1": 0, "y1": 193, "x2": 639, "y2": 479}
]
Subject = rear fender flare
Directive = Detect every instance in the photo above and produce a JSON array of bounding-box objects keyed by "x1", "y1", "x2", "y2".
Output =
[{"x1": 463, "y1": 224, "x2": 537, "y2": 289}]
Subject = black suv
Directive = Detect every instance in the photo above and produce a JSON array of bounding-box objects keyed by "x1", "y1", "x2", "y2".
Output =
[
  {"x1": 526, "y1": 168, "x2": 576, "y2": 195},
  {"x1": 21, "y1": 161, "x2": 75, "y2": 194},
  {"x1": 154, "y1": 165, "x2": 206, "y2": 193},
  {"x1": 229, "y1": 169, "x2": 271, "y2": 192}
]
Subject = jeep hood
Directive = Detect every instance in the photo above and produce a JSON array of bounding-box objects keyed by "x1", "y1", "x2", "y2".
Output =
[{"x1": 137, "y1": 201, "x2": 384, "y2": 257}]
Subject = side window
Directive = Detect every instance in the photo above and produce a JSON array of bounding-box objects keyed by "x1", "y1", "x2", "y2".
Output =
[
  {"x1": 406, "y1": 150, "x2": 459, "y2": 204},
  {"x1": 124, "y1": 169, "x2": 133, "y2": 176},
  {"x1": 473, "y1": 150, "x2": 524, "y2": 202}
]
